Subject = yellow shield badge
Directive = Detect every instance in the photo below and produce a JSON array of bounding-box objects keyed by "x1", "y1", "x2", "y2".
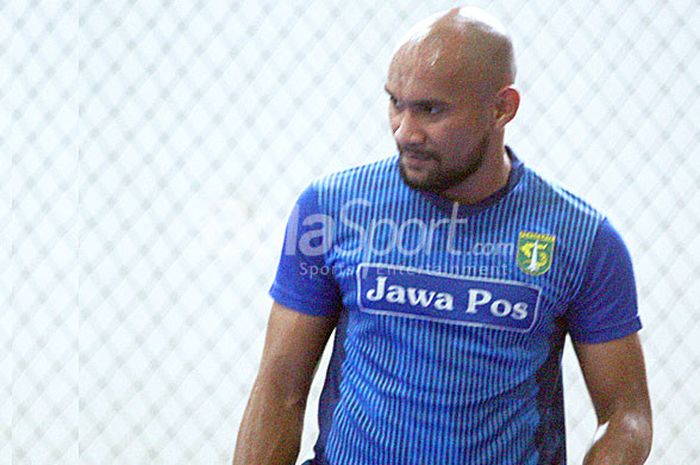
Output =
[{"x1": 517, "y1": 231, "x2": 556, "y2": 276}]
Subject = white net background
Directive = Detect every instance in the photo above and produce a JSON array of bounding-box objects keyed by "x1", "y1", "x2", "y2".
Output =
[{"x1": 3, "y1": 0, "x2": 698, "y2": 463}]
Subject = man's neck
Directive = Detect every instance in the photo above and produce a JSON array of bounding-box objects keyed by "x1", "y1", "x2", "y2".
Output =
[{"x1": 441, "y1": 146, "x2": 512, "y2": 205}]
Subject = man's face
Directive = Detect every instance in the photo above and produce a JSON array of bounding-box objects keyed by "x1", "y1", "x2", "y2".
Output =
[{"x1": 386, "y1": 44, "x2": 494, "y2": 194}]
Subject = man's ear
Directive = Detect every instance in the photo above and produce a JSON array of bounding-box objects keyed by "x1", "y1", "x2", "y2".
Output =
[{"x1": 494, "y1": 86, "x2": 520, "y2": 127}]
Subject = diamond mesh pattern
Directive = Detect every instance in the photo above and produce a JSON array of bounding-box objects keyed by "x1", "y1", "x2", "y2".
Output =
[{"x1": 3, "y1": 0, "x2": 698, "y2": 463}]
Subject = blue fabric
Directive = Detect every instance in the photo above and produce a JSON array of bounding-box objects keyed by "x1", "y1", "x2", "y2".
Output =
[
  {"x1": 269, "y1": 148, "x2": 641, "y2": 465},
  {"x1": 566, "y1": 218, "x2": 641, "y2": 343},
  {"x1": 269, "y1": 184, "x2": 343, "y2": 317}
]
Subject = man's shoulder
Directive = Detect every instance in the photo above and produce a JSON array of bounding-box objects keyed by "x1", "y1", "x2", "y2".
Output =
[{"x1": 520, "y1": 164, "x2": 606, "y2": 223}]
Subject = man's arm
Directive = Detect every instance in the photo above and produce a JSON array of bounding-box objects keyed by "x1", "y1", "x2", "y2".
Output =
[
  {"x1": 574, "y1": 333, "x2": 653, "y2": 465},
  {"x1": 233, "y1": 302, "x2": 338, "y2": 465}
]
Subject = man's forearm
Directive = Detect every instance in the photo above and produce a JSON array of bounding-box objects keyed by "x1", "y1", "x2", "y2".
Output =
[
  {"x1": 233, "y1": 381, "x2": 307, "y2": 465},
  {"x1": 583, "y1": 412, "x2": 652, "y2": 465}
]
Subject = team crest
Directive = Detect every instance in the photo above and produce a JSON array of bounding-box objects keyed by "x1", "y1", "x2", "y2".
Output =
[{"x1": 517, "y1": 231, "x2": 556, "y2": 276}]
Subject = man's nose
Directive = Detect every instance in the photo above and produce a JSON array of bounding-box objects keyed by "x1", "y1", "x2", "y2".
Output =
[{"x1": 393, "y1": 112, "x2": 426, "y2": 146}]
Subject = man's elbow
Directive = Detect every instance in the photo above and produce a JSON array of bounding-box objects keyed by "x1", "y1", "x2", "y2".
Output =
[
  {"x1": 609, "y1": 410, "x2": 653, "y2": 463},
  {"x1": 253, "y1": 369, "x2": 312, "y2": 411},
  {"x1": 624, "y1": 411, "x2": 653, "y2": 460}
]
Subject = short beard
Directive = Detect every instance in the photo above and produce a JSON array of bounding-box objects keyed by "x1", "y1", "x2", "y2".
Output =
[{"x1": 399, "y1": 133, "x2": 489, "y2": 194}]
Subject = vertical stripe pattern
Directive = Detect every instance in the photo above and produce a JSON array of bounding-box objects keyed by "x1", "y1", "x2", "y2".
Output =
[{"x1": 310, "y1": 154, "x2": 603, "y2": 465}]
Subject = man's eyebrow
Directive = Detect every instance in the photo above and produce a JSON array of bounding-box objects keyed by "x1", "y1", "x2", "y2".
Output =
[{"x1": 383, "y1": 86, "x2": 448, "y2": 107}]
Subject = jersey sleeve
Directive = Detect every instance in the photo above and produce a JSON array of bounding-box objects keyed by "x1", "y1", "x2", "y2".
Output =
[
  {"x1": 566, "y1": 218, "x2": 642, "y2": 343},
  {"x1": 269, "y1": 183, "x2": 343, "y2": 317}
]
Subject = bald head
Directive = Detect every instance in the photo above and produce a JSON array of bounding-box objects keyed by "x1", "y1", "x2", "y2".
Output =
[
  {"x1": 386, "y1": 7, "x2": 521, "y2": 203},
  {"x1": 390, "y1": 6, "x2": 516, "y2": 101}
]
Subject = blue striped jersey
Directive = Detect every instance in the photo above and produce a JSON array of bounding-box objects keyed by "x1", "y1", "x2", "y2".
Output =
[{"x1": 270, "y1": 147, "x2": 641, "y2": 465}]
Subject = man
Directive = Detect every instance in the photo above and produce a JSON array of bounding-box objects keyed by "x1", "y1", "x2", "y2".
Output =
[{"x1": 233, "y1": 6, "x2": 652, "y2": 465}]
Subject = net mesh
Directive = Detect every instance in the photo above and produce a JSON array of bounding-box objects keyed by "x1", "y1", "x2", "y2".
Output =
[{"x1": 3, "y1": 0, "x2": 699, "y2": 463}]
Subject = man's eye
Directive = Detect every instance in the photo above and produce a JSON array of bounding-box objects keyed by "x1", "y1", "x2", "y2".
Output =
[{"x1": 421, "y1": 104, "x2": 443, "y2": 115}]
